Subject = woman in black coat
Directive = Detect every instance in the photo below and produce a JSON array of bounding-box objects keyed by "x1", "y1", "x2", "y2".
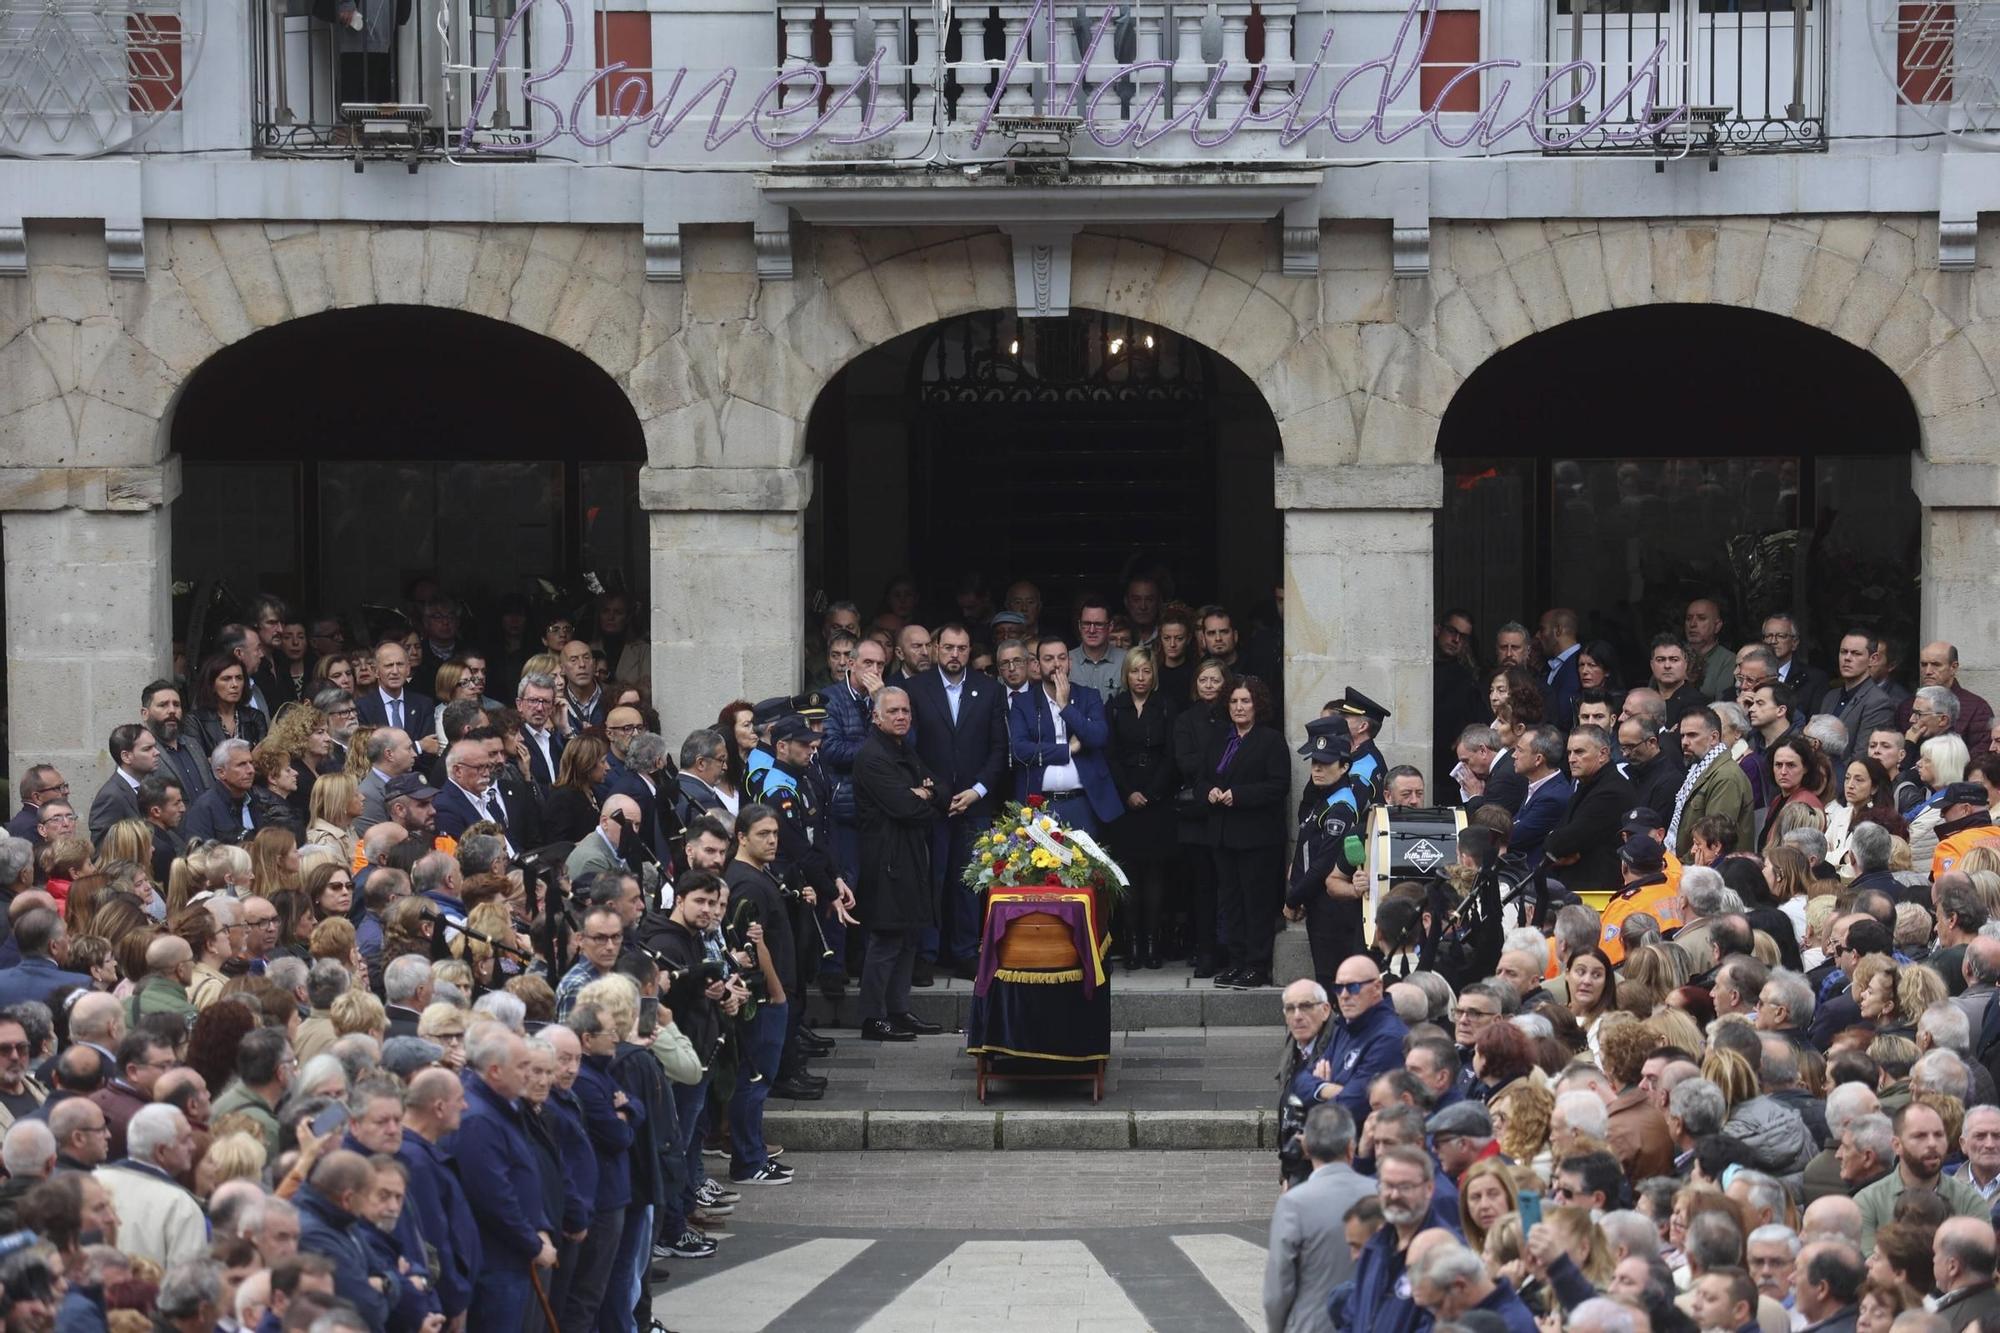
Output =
[
  {"x1": 1172, "y1": 658, "x2": 1231, "y2": 976},
  {"x1": 1201, "y1": 675, "x2": 1290, "y2": 989},
  {"x1": 1106, "y1": 647, "x2": 1178, "y2": 969}
]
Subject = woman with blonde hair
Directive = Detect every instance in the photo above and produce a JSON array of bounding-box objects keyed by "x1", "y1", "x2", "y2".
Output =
[
  {"x1": 1707, "y1": 1045, "x2": 1817, "y2": 1174},
  {"x1": 309, "y1": 917, "x2": 366, "y2": 986},
  {"x1": 1851, "y1": 954, "x2": 1944, "y2": 1039},
  {"x1": 1959, "y1": 843, "x2": 2000, "y2": 880},
  {"x1": 1908, "y1": 733, "x2": 1973, "y2": 868},
  {"x1": 330, "y1": 990, "x2": 386, "y2": 1042},
  {"x1": 1458, "y1": 1157, "x2": 1523, "y2": 1254},
  {"x1": 1490, "y1": 1080, "x2": 1555, "y2": 1181},
  {"x1": 1623, "y1": 943, "x2": 1689, "y2": 1000},
  {"x1": 96, "y1": 819, "x2": 153, "y2": 874},
  {"x1": 343, "y1": 727, "x2": 376, "y2": 783},
  {"x1": 304, "y1": 773, "x2": 362, "y2": 867},
  {"x1": 417, "y1": 1003, "x2": 468, "y2": 1068},
  {"x1": 1643, "y1": 1007, "x2": 1705, "y2": 1059},
  {"x1": 249, "y1": 826, "x2": 300, "y2": 895},
  {"x1": 193, "y1": 1132, "x2": 269, "y2": 1198},
  {"x1": 1801, "y1": 893, "x2": 1841, "y2": 973},
  {"x1": 38, "y1": 836, "x2": 93, "y2": 907},
  {"x1": 544, "y1": 734, "x2": 610, "y2": 844},
  {"x1": 265, "y1": 702, "x2": 332, "y2": 817}
]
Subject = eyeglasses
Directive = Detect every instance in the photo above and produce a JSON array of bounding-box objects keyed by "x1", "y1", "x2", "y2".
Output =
[
  {"x1": 35, "y1": 784, "x2": 69, "y2": 797},
  {"x1": 607, "y1": 724, "x2": 642, "y2": 735},
  {"x1": 1280, "y1": 1001, "x2": 1326, "y2": 1014},
  {"x1": 1333, "y1": 980, "x2": 1378, "y2": 997},
  {"x1": 1457, "y1": 1008, "x2": 1498, "y2": 1022},
  {"x1": 1550, "y1": 1185, "x2": 1575, "y2": 1200}
]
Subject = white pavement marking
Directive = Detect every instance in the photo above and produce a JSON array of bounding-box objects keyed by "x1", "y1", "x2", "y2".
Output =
[
  {"x1": 859, "y1": 1239, "x2": 1156, "y2": 1332},
  {"x1": 655, "y1": 1237, "x2": 876, "y2": 1332},
  {"x1": 1169, "y1": 1233, "x2": 1267, "y2": 1331}
]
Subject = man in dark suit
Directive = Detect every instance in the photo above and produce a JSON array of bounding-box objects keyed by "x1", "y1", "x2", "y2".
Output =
[
  {"x1": 355, "y1": 641, "x2": 436, "y2": 742},
  {"x1": 87, "y1": 724, "x2": 161, "y2": 844},
  {"x1": 1761, "y1": 612, "x2": 1829, "y2": 717},
  {"x1": 1543, "y1": 724, "x2": 1637, "y2": 894},
  {"x1": 1536, "y1": 608, "x2": 1585, "y2": 724},
  {"x1": 1827, "y1": 629, "x2": 1899, "y2": 762},
  {"x1": 608, "y1": 731, "x2": 678, "y2": 877},
  {"x1": 514, "y1": 672, "x2": 566, "y2": 787},
  {"x1": 6, "y1": 767, "x2": 65, "y2": 845},
  {"x1": 1508, "y1": 725, "x2": 1573, "y2": 872},
  {"x1": 432, "y1": 739, "x2": 512, "y2": 852},
  {"x1": 1008, "y1": 636, "x2": 1122, "y2": 835},
  {"x1": 908, "y1": 623, "x2": 1009, "y2": 981}
]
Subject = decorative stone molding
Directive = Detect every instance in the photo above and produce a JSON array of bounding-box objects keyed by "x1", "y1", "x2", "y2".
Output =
[
  {"x1": 0, "y1": 224, "x2": 22, "y2": 277},
  {"x1": 1002, "y1": 224, "x2": 1080, "y2": 317},
  {"x1": 754, "y1": 225, "x2": 793, "y2": 280},
  {"x1": 1274, "y1": 463, "x2": 1443, "y2": 511},
  {"x1": 643, "y1": 229, "x2": 683, "y2": 282},
  {"x1": 104, "y1": 223, "x2": 146, "y2": 279},
  {"x1": 1391, "y1": 225, "x2": 1430, "y2": 279},
  {"x1": 637, "y1": 465, "x2": 814, "y2": 513},
  {"x1": 0, "y1": 464, "x2": 181, "y2": 513},
  {"x1": 1939, "y1": 216, "x2": 1978, "y2": 272},
  {"x1": 1282, "y1": 225, "x2": 1320, "y2": 277}
]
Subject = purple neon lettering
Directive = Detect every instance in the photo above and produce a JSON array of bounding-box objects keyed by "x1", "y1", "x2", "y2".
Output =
[
  {"x1": 1369, "y1": 0, "x2": 1439, "y2": 145},
  {"x1": 568, "y1": 63, "x2": 643, "y2": 147},
  {"x1": 826, "y1": 48, "x2": 912, "y2": 144},
  {"x1": 1133, "y1": 61, "x2": 1227, "y2": 148},
  {"x1": 969, "y1": 0, "x2": 1046, "y2": 151},
  {"x1": 1057, "y1": 7, "x2": 1121, "y2": 118},
  {"x1": 748, "y1": 67, "x2": 829, "y2": 149},
  {"x1": 1425, "y1": 62, "x2": 1520, "y2": 150},
  {"x1": 462, "y1": 0, "x2": 569, "y2": 152},
  {"x1": 1085, "y1": 64, "x2": 1169, "y2": 148},
  {"x1": 1190, "y1": 64, "x2": 1268, "y2": 148}
]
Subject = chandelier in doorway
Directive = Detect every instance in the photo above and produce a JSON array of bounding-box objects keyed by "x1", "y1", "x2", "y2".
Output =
[{"x1": 916, "y1": 311, "x2": 1209, "y2": 408}]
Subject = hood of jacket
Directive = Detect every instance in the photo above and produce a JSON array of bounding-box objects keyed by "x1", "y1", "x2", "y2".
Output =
[{"x1": 1724, "y1": 1094, "x2": 1818, "y2": 1175}]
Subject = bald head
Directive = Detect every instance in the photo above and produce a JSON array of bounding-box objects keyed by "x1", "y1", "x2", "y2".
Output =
[
  {"x1": 406, "y1": 1068, "x2": 459, "y2": 1109},
  {"x1": 1968, "y1": 936, "x2": 2000, "y2": 989},
  {"x1": 1799, "y1": 1195, "x2": 1863, "y2": 1249},
  {"x1": 6, "y1": 891, "x2": 53, "y2": 924},
  {"x1": 69, "y1": 992, "x2": 124, "y2": 1045},
  {"x1": 146, "y1": 935, "x2": 192, "y2": 973}
]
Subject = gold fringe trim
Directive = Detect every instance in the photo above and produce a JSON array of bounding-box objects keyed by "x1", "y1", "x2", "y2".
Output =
[
  {"x1": 967, "y1": 1046, "x2": 1110, "y2": 1063},
  {"x1": 993, "y1": 967, "x2": 1085, "y2": 984}
]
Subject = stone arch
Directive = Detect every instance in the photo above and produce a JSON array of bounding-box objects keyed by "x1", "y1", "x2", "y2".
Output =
[{"x1": 1365, "y1": 218, "x2": 1998, "y2": 472}]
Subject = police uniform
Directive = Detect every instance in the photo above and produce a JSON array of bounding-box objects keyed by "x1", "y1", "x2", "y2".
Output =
[
  {"x1": 760, "y1": 713, "x2": 844, "y2": 1082},
  {"x1": 1286, "y1": 720, "x2": 1368, "y2": 991},
  {"x1": 743, "y1": 695, "x2": 793, "y2": 800},
  {"x1": 1331, "y1": 687, "x2": 1392, "y2": 807}
]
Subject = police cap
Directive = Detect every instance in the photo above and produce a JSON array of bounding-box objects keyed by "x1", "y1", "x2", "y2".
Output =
[
  {"x1": 771, "y1": 715, "x2": 816, "y2": 744},
  {"x1": 1335, "y1": 686, "x2": 1391, "y2": 723},
  {"x1": 791, "y1": 691, "x2": 829, "y2": 720},
  {"x1": 751, "y1": 696, "x2": 793, "y2": 726},
  {"x1": 1299, "y1": 719, "x2": 1353, "y2": 761}
]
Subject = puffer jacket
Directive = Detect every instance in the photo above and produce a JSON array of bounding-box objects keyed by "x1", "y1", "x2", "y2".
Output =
[
  {"x1": 818, "y1": 682, "x2": 873, "y2": 824},
  {"x1": 1321, "y1": 1000, "x2": 1410, "y2": 1135},
  {"x1": 1723, "y1": 1094, "x2": 1817, "y2": 1177}
]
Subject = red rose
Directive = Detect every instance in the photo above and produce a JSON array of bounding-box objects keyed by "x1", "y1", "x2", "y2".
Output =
[
  {"x1": 1051, "y1": 831, "x2": 1064, "y2": 843},
  {"x1": 1026, "y1": 795, "x2": 1045, "y2": 809}
]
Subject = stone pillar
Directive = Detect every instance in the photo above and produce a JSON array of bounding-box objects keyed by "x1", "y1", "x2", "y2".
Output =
[
  {"x1": 1915, "y1": 457, "x2": 2000, "y2": 704},
  {"x1": 1277, "y1": 462, "x2": 1442, "y2": 776},
  {"x1": 642, "y1": 465, "x2": 813, "y2": 749},
  {"x1": 2, "y1": 464, "x2": 179, "y2": 801}
]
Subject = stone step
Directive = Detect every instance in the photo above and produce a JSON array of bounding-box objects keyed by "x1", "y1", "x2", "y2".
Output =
[{"x1": 763, "y1": 1106, "x2": 1284, "y2": 1152}]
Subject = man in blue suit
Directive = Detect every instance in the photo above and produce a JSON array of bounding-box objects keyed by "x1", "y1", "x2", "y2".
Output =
[
  {"x1": 432, "y1": 739, "x2": 506, "y2": 845},
  {"x1": 453, "y1": 1025, "x2": 554, "y2": 1333},
  {"x1": 908, "y1": 623, "x2": 1010, "y2": 981},
  {"x1": 1537, "y1": 608, "x2": 1584, "y2": 724},
  {"x1": 1508, "y1": 724, "x2": 1573, "y2": 872},
  {"x1": 355, "y1": 641, "x2": 435, "y2": 742},
  {"x1": 1007, "y1": 636, "x2": 1123, "y2": 836}
]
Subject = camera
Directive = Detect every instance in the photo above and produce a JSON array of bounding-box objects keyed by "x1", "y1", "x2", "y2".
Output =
[{"x1": 1277, "y1": 1092, "x2": 1313, "y2": 1188}]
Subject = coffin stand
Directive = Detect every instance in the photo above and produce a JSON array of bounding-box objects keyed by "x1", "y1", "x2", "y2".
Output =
[{"x1": 965, "y1": 885, "x2": 1113, "y2": 1103}]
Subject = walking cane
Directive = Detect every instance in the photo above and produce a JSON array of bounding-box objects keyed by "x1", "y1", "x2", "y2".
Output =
[{"x1": 528, "y1": 1262, "x2": 559, "y2": 1332}]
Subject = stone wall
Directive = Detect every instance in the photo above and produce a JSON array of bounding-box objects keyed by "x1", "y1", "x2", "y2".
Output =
[{"x1": 1, "y1": 212, "x2": 1991, "y2": 794}]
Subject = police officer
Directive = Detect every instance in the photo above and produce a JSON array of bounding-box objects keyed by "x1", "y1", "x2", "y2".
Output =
[
  {"x1": 761, "y1": 714, "x2": 857, "y2": 1085},
  {"x1": 742, "y1": 696, "x2": 794, "y2": 800},
  {"x1": 1330, "y1": 687, "x2": 1392, "y2": 806},
  {"x1": 1284, "y1": 719, "x2": 1367, "y2": 993}
]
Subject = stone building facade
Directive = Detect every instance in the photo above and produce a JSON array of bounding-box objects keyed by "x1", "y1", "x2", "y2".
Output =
[{"x1": 6, "y1": 203, "x2": 1997, "y2": 795}]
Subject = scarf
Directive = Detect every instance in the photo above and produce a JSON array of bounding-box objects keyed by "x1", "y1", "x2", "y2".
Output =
[{"x1": 1666, "y1": 741, "x2": 1727, "y2": 847}]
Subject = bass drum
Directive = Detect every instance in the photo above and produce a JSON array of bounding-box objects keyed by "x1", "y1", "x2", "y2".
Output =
[{"x1": 1364, "y1": 805, "x2": 1467, "y2": 926}]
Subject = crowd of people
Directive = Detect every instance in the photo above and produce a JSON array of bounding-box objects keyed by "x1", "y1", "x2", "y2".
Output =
[{"x1": 1259, "y1": 604, "x2": 2000, "y2": 1333}]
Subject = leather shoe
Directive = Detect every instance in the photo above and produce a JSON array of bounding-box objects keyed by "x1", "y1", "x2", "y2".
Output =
[
  {"x1": 772, "y1": 1076, "x2": 825, "y2": 1100},
  {"x1": 862, "y1": 1018, "x2": 917, "y2": 1042},
  {"x1": 911, "y1": 957, "x2": 937, "y2": 988},
  {"x1": 889, "y1": 1011, "x2": 943, "y2": 1036},
  {"x1": 800, "y1": 1025, "x2": 834, "y2": 1047}
]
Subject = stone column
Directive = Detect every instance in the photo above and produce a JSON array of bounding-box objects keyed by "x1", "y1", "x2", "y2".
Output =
[
  {"x1": 1276, "y1": 462, "x2": 1442, "y2": 775},
  {"x1": 641, "y1": 465, "x2": 813, "y2": 748},
  {"x1": 2, "y1": 464, "x2": 179, "y2": 801},
  {"x1": 1915, "y1": 457, "x2": 2000, "y2": 704}
]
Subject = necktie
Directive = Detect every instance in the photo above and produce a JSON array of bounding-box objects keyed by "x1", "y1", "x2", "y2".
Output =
[{"x1": 390, "y1": 697, "x2": 403, "y2": 730}]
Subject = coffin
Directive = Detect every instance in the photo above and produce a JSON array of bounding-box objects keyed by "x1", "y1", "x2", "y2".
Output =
[{"x1": 994, "y1": 911, "x2": 1080, "y2": 971}]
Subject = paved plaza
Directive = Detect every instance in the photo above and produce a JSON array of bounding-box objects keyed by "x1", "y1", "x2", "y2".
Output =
[{"x1": 653, "y1": 1150, "x2": 1276, "y2": 1333}]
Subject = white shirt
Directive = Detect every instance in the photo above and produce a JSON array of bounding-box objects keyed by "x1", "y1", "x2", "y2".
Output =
[
  {"x1": 527, "y1": 726, "x2": 556, "y2": 777},
  {"x1": 941, "y1": 673, "x2": 990, "y2": 799},
  {"x1": 1523, "y1": 768, "x2": 1562, "y2": 804},
  {"x1": 377, "y1": 687, "x2": 410, "y2": 730},
  {"x1": 1038, "y1": 688, "x2": 1082, "y2": 792},
  {"x1": 1546, "y1": 643, "x2": 1580, "y2": 683}
]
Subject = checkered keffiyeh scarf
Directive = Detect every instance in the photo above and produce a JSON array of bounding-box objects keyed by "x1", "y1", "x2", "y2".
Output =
[{"x1": 1666, "y1": 741, "x2": 1727, "y2": 847}]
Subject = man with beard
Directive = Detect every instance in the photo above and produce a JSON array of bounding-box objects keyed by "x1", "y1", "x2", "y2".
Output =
[
  {"x1": 1328, "y1": 1145, "x2": 1459, "y2": 1333},
  {"x1": 1855, "y1": 1101, "x2": 1990, "y2": 1249},
  {"x1": 143, "y1": 680, "x2": 211, "y2": 801}
]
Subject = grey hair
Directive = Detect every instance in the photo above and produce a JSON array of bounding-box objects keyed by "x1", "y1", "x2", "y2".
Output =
[
  {"x1": 1571, "y1": 1298, "x2": 1640, "y2": 1333},
  {"x1": 1844, "y1": 1112, "x2": 1894, "y2": 1162},
  {"x1": 125, "y1": 1104, "x2": 186, "y2": 1166},
  {"x1": 1458, "y1": 724, "x2": 1501, "y2": 753},
  {"x1": 1555, "y1": 1090, "x2": 1609, "y2": 1140},
  {"x1": 1513, "y1": 1013, "x2": 1553, "y2": 1040},
  {"x1": 0, "y1": 1121, "x2": 53, "y2": 1177},
  {"x1": 265, "y1": 957, "x2": 308, "y2": 994},
  {"x1": 1554, "y1": 905, "x2": 1601, "y2": 956},
  {"x1": 1749, "y1": 1224, "x2": 1801, "y2": 1257},
  {"x1": 1759, "y1": 1038, "x2": 1800, "y2": 1089},
  {"x1": 516, "y1": 672, "x2": 559, "y2": 701},
  {"x1": 157, "y1": 1260, "x2": 224, "y2": 1319},
  {"x1": 1411, "y1": 1241, "x2": 1486, "y2": 1292},
  {"x1": 1711, "y1": 701, "x2": 1749, "y2": 740},
  {"x1": 1764, "y1": 968, "x2": 1815, "y2": 1023},
  {"x1": 1290, "y1": 982, "x2": 1329, "y2": 1005},
  {"x1": 625, "y1": 732, "x2": 670, "y2": 775},
  {"x1": 0, "y1": 838, "x2": 33, "y2": 888},
  {"x1": 383, "y1": 954, "x2": 433, "y2": 1005},
  {"x1": 1464, "y1": 980, "x2": 1520, "y2": 1017},
  {"x1": 1301, "y1": 1103, "x2": 1355, "y2": 1161},
  {"x1": 465, "y1": 1021, "x2": 517, "y2": 1074},
  {"x1": 1912, "y1": 1049, "x2": 1971, "y2": 1101},
  {"x1": 1680, "y1": 865, "x2": 1727, "y2": 917},
  {"x1": 1825, "y1": 1083, "x2": 1879, "y2": 1140},
  {"x1": 1686, "y1": 1209, "x2": 1746, "y2": 1271},
  {"x1": 1921, "y1": 1002, "x2": 1973, "y2": 1056},
  {"x1": 875, "y1": 685, "x2": 911, "y2": 710},
  {"x1": 209, "y1": 737, "x2": 252, "y2": 774},
  {"x1": 365, "y1": 729, "x2": 406, "y2": 765},
  {"x1": 1783, "y1": 828, "x2": 1830, "y2": 864},
  {"x1": 1527, "y1": 725, "x2": 1567, "y2": 771},
  {"x1": 1731, "y1": 1169, "x2": 1787, "y2": 1222},
  {"x1": 455, "y1": 834, "x2": 505, "y2": 878},
  {"x1": 296, "y1": 1054, "x2": 348, "y2": 1097},
  {"x1": 409, "y1": 852, "x2": 456, "y2": 898},
  {"x1": 1917, "y1": 684, "x2": 1962, "y2": 725},
  {"x1": 311, "y1": 687, "x2": 355, "y2": 716},
  {"x1": 1803, "y1": 714, "x2": 1850, "y2": 754},
  {"x1": 345, "y1": 1076, "x2": 405, "y2": 1117},
  {"x1": 678, "y1": 728, "x2": 725, "y2": 770},
  {"x1": 1599, "y1": 1210, "x2": 1660, "y2": 1258},
  {"x1": 1670, "y1": 1077, "x2": 1727, "y2": 1136},
  {"x1": 471, "y1": 991, "x2": 526, "y2": 1033},
  {"x1": 1847, "y1": 821, "x2": 1893, "y2": 873},
  {"x1": 1501, "y1": 928, "x2": 1549, "y2": 972},
  {"x1": 307, "y1": 959, "x2": 352, "y2": 1011}
]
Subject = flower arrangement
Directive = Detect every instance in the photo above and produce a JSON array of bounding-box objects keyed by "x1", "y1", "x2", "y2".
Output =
[{"x1": 963, "y1": 795, "x2": 1129, "y2": 901}]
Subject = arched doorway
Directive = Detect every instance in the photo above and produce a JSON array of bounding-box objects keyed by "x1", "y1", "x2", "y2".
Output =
[
  {"x1": 166, "y1": 305, "x2": 647, "y2": 655},
  {"x1": 1435, "y1": 304, "x2": 1922, "y2": 680},
  {"x1": 806, "y1": 308, "x2": 1281, "y2": 643}
]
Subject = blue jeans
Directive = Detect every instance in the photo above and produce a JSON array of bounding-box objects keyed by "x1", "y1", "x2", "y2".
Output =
[
  {"x1": 594, "y1": 1202, "x2": 651, "y2": 1333},
  {"x1": 669, "y1": 1075, "x2": 709, "y2": 1230},
  {"x1": 926, "y1": 812, "x2": 989, "y2": 963},
  {"x1": 728, "y1": 1001, "x2": 787, "y2": 1177}
]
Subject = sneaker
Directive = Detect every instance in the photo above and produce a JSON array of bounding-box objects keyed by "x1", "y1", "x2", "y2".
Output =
[
  {"x1": 701, "y1": 1145, "x2": 729, "y2": 1160},
  {"x1": 730, "y1": 1162, "x2": 792, "y2": 1186},
  {"x1": 696, "y1": 1181, "x2": 741, "y2": 1206},
  {"x1": 691, "y1": 1195, "x2": 735, "y2": 1216},
  {"x1": 665, "y1": 1230, "x2": 718, "y2": 1258}
]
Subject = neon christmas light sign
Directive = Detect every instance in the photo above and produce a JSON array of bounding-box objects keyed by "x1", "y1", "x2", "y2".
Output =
[{"x1": 464, "y1": 0, "x2": 1689, "y2": 155}]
